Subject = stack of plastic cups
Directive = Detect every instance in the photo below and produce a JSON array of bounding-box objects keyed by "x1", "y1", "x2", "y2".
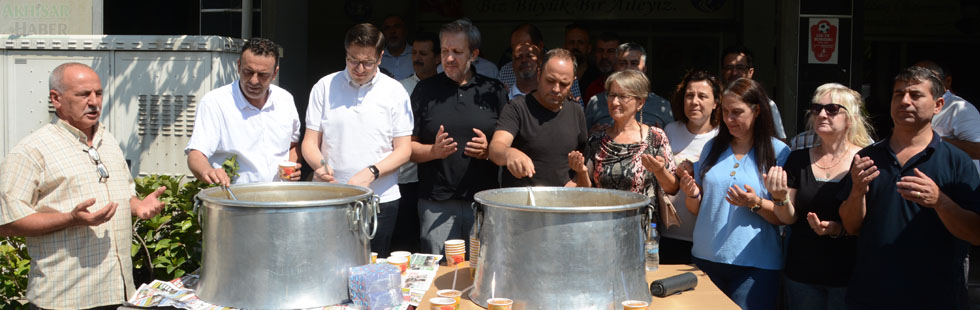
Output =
[
  {"x1": 444, "y1": 239, "x2": 466, "y2": 267},
  {"x1": 469, "y1": 234, "x2": 480, "y2": 279}
]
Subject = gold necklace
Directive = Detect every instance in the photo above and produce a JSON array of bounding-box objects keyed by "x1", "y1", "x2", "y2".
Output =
[{"x1": 813, "y1": 146, "x2": 847, "y2": 178}]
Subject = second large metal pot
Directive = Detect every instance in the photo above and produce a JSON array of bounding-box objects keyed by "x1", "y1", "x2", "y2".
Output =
[
  {"x1": 194, "y1": 182, "x2": 378, "y2": 309},
  {"x1": 470, "y1": 187, "x2": 652, "y2": 310}
]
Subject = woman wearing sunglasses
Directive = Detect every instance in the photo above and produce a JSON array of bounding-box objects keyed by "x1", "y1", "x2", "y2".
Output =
[
  {"x1": 763, "y1": 83, "x2": 873, "y2": 310},
  {"x1": 677, "y1": 78, "x2": 789, "y2": 309}
]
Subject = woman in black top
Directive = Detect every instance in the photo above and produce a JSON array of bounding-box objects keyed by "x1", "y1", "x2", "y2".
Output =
[{"x1": 763, "y1": 83, "x2": 874, "y2": 310}]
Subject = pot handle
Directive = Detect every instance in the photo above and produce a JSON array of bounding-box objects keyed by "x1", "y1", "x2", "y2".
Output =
[
  {"x1": 644, "y1": 204, "x2": 655, "y2": 234},
  {"x1": 471, "y1": 202, "x2": 483, "y2": 239},
  {"x1": 349, "y1": 200, "x2": 364, "y2": 233},
  {"x1": 361, "y1": 195, "x2": 380, "y2": 240},
  {"x1": 193, "y1": 196, "x2": 204, "y2": 228}
]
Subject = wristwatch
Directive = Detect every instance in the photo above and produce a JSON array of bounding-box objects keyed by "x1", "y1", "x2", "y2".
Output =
[{"x1": 368, "y1": 165, "x2": 380, "y2": 180}]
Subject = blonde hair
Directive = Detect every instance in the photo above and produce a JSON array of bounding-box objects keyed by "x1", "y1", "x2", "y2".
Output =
[
  {"x1": 808, "y1": 83, "x2": 874, "y2": 147},
  {"x1": 605, "y1": 69, "x2": 649, "y2": 100}
]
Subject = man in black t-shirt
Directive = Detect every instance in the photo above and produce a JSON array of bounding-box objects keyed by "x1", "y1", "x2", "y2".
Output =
[
  {"x1": 489, "y1": 48, "x2": 588, "y2": 187},
  {"x1": 409, "y1": 19, "x2": 508, "y2": 256},
  {"x1": 839, "y1": 66, "x2": 980, "y2": 309}
]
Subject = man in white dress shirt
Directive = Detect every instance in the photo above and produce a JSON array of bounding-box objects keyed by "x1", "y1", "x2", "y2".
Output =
[{"x1": 185, "y1": 38, "x2": 302, "y2": 185}]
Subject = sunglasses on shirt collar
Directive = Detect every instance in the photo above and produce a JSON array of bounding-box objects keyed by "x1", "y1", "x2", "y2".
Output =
[{"x1": 86, "y1": 146, "x2": 109, "y2": 183}]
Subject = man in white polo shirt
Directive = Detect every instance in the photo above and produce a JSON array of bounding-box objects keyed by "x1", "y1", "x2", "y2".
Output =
[
  {"x1": 302, "y1": 23, "x2": 413, "y2": 257},
  {"x1": 185, "y1": 38, "x2": 302, "y2": 185}
]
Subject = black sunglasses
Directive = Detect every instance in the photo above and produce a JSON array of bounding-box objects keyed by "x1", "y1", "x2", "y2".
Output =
[{"x1": 809, "y1": 103, "x2": 847, "y2": 116}]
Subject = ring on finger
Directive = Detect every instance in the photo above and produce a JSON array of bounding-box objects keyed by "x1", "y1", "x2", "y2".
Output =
[{"x1": 916, "y1": 191, "x2": 922, "y2": 199}]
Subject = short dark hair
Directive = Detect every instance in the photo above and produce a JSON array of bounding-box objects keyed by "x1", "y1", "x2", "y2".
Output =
[
  {"x1": 542, "y1": 48, "x2": 577, "y2": 74},
  {"x1": 345, "y1": 23, "x2": 385, "y2": 56},
  {"x1": 595, "y1": 32, "x2": 621, "y2": 44},
  {"x1": 511, "y1": 23, "x2": 544, "y2": 47},
  {"x1": 440, "y1": 18, "x2": 481, "y2": 52},
  {"x1": 412, "y1": 31, "x2": 440, "y2": 54},
  {"x1": 241, "y1": 37, "x2": 280, "y2": 67},
  {"x1": 895, "y1": 65, "x2": 945, "y2": 99},
  {"x1": 617, "y1": 42, "x2": 646, "y2": 58},
  {"x1": 722, "y1": 45, "x2": 754, "y2": 68},
  {"x1": 670, "y1": 70, "x2": 722, "y2": 126}
]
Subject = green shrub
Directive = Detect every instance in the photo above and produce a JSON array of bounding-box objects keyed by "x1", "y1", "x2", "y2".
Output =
[{"x1": 132, "y1": 155, "x2": 238, "y2": 282}]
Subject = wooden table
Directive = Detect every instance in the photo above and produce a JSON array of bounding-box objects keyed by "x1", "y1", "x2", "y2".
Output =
[{"x1": 417, "y1": 263, "x2": 740, "y2": 310}]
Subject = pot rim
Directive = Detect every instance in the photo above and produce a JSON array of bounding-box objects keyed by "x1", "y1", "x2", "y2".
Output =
[
  {"x1": 473, "y1": 187, "x2": 650, "y2": 213},
  {"x1": 195, "y1": 182, "x2": 374, "y2": 208}
]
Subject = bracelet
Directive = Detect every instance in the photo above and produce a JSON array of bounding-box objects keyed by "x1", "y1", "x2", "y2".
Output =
[
  {"x1": 831, "y1": 223, "x2": 848, "y2": 239},
  {"x1": 773, "y1": 198, "x2": 789, "y2": 207},
  {"x1": 688, "y1": 192, "x2": 701, "y2": 199}
]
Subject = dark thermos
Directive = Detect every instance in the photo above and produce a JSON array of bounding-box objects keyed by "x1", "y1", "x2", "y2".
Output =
[{"x1": 650, "y1": 272, "x2": 698, "y2": 297}]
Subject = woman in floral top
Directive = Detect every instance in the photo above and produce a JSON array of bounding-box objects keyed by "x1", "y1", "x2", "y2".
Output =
[{"x1": 568, "y1": 70, "x2": 679, "y2": 218}]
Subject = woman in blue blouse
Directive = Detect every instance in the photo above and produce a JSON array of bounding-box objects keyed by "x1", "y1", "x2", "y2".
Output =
[{"x1": 677, "y1": 78, "x2": 790, "y2": 310}]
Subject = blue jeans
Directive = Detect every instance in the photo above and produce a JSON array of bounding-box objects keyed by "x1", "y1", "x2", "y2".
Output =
[
  {"x1": 369, "y1": 199, "x2": 399, "y2": 257},
  {"x1": 418, "y1": 198, "x2": 475, "y2": 259},
  {"x1": 693, "y1": 257, "x2": 780, "y2": 310},
  {"x1": 783, "y1": 276, "x2": 847, "y2": 310}
]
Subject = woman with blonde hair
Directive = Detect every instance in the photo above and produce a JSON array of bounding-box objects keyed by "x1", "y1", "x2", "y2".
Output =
[
  {"x1": 763, "y1": 83, "x2": 873, "y2": 310},
  {"x1": 568, "y1": 70, "x2": 679, "y2": 225}
]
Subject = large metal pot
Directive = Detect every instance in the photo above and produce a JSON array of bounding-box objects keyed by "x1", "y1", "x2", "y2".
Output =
[
  {"x1": 194, "y1": 182, "x2": 378, "y2": 309},
  {"x1": 470, "y1": 187, "x2": 652, "y2": 310}
]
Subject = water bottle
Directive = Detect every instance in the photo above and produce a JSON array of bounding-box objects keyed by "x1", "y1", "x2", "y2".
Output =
[{"x1": 645, "y1": 223, "x2": 660, "y2": 271}]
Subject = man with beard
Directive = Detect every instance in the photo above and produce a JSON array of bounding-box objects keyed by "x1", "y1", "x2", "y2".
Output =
[
  {"x1": 584, "y1": 32, "x2": 621, "y2": 101},
  {"x1": 409, "y1": 19, "x2": 507, "y2": 256},
  {"x1": 508, "y1": 42, "x2": 543, "y2": 99},
  {"x1": 490, "y1": 49, "x2": 588, "y2": 187},
  {"x1": 585, "y1": 42, "x2": 673, "y2": 131},
  {"x1": 565, "y1": 23, "x2": 600, "y2": 91},
  {"x1": 0, "y1": 63, "x2": 166, "y2": 308},
  {"x1": 380, "y1": 15, "x2": 414, "y2": 80},
  {"x1": 186, "y1": 38, "x2": 302, "y2": 185},
  {"x1": 496, "y1": 23, "x2": 544, "y2": 91}
]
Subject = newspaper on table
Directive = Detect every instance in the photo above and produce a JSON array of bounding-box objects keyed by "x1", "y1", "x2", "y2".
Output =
[
  {"x1": 123, "y1": 255, "x2": 442, "y2": 310},
  {"x1": 402, "y1": 253, "x2": 443, "y2": 307}
]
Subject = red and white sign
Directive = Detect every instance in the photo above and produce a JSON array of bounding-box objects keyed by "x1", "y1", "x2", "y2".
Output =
[{"x1": 808, "y1": 18, "x2": 839, "y2": 64}]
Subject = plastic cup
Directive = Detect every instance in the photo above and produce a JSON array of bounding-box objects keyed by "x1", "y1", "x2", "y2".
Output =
[
  {"x1": 370, "y1": 252, "x2": 378, "y2": 264},
  {"x1": 391, "y1": 251, "x2": 412, "y2": 258},
  {"x1": 622, "y1": 300, "x2": 649, "y2": 310},
  {"x1": 445, "y1": 239, "x2": 466, "y2": 266},
  {"x1": 487, "y1": 298, "x2": 513, "y2": 310},
  {"x1": 436, "y1": 289, "x2": 462, "y2": 308},
  {"x1": 387, "y1": 256, "x2": 408, "y2": 273},
  {"x1": 278, "y1": 161, "x2": 297, "y2": 180},
  {"x1": 430, "y1": 297, "x2": 457, "y2": 310}
]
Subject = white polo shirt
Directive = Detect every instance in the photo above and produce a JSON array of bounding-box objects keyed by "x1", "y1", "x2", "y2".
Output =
[
  {"x1": 185, "y1": 81, "x2": 301, "y2": 184},
  {"x1": 307, "y1": 69, "x2": 414, "y2": 203},
  {"x1": 932, "y1": 90, "x2": 980, "y2": 175}
]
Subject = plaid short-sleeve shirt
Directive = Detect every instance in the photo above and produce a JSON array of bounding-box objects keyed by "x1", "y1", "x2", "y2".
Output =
[{"x1": 0, "y1": 119, "x2": 136, "y2": 309}]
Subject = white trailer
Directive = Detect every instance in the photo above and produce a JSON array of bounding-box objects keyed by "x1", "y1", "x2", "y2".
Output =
[{"x1": 1, "y1": 34, "x2": 243, "y2": 177}]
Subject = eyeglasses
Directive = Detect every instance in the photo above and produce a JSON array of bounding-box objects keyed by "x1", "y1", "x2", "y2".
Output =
[
  {"x1": 346, "y1": 56, "x2": 379, "y2": 70},
  {"x1": 723, "y1": 65, "x2": 750, "y2": 72},
  {"x1": 86, "y1": 147, "x2": 109, "y2": 183},
  {"x1": 608, "y1": 93, "x2": 640, "y2": 103},
  {"x1": 809, "y1": 103, "x2": 847, "y2": 116}
]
